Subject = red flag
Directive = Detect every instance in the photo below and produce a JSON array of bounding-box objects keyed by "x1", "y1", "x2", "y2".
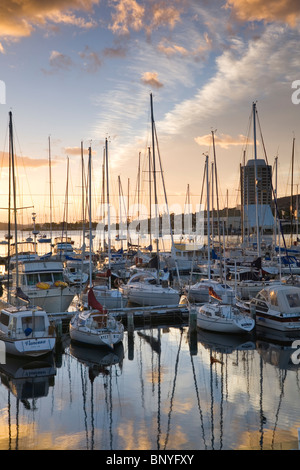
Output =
[
  {"x1": 88, "y1": 288, "x2": 107, "y2": 313},
  {"x1": 208, "y1": 286, "x2": 222, "y2": 301}
]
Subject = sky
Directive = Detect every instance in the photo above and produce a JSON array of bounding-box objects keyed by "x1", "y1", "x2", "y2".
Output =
[{"x1": 0, "y1": 0, "x2": 299, "y2": 227}]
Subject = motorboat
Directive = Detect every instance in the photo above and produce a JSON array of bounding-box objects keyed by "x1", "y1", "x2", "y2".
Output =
[
  {"x1": 119, "y1": 270, "x2": 180, "y2": 306},
  {"x1": 5, "y1": 260, "x2": 76, "y2": 314},
  {"x1": 185, "y1": 279, "x2": 235, "y2": 304},
  {"x1": 69, "y1": 289, "x2": 124, "y2": 348},
  {"x1": 63, "y1": 259, "x2": 89, "y2": 286},
  {"x1": 247, "y1": 285, "x2": 300, "y2": 332},
  {"x1": 0, "y1": 303, "x2": 56, "y2": 357}
]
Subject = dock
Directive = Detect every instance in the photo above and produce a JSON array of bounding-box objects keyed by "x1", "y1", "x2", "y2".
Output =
[{"x1": 51, "y1": 303, "x2": 190, "y2": 336}]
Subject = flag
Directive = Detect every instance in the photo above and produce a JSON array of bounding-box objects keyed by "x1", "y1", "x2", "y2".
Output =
[{"x1": 208, "y1": 286, "x2": 222, "y2": 301}]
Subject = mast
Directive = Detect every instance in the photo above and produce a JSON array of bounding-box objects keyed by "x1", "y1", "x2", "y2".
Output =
[
  {"x1": 290, "y1": 136, "x2": 295, "y2": 245},
  {"x1": 206, "y1": 155, "x2": 211, "y2": 280},
  {"x1": 105, "y1": 138, "x2": 111, "y2": 290},
  {"x1": 88, "y1": 146, "x2": 93, "y2": 289},
  {"x1": 253, "y1": 102, "x2": 261, "y2": 257},
  {"x1": 81, "y1": 141, "x2": 86, "y2": 261},
  {"x1": 48, "y1": 136, "x2": 53, "y2": 241},
  {"x1": 150, "y1": 93, "x2": 160, "y2": 274},
  {"x1": 9, "y1": 111, "x2": 19, "y2": 290}
]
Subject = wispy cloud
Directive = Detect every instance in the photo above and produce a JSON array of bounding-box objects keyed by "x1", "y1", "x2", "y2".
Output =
[
  {"x1": 195, "y1": 133, "x2": 253, "y2": 149},
  {"x1": 0, "y1": 152, "x2": 54, "y2": 168}
]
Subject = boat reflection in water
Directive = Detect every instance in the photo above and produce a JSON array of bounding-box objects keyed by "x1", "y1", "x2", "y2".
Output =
[
  {"x1": 0, "y1": 354, "x2": 56, "y2": 450},
  {"x1": 69, "y1": 342, "x2": 124, "y2": 450}
]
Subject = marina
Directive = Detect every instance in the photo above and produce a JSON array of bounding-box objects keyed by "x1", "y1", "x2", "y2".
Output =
[{"x1": 0, "y1": 99, "x2": 299, "y2": 453}]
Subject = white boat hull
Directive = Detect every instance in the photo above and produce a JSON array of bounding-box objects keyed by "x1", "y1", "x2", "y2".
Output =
[
  {"x1": 123, "y1": 286, "x2": 179, "y2": 306},
  {"x1": 83, "y1": 287, "x2": 128, "y2": 309},
  {"x1": 195, "y1": 304, "x2": 255, "y2": 334},
  {"x1": 255, "y1": 312, "x2": 300, "y2": 332},
  {"x1": 69, "y1": 327, "x2": 123, "y2": 347},
  {"x1": 0, "y1": 336, "x2": 56, "y2": 357},
  {"x1": 16, "y1": 288, "x2": 75, "y2": 313}
]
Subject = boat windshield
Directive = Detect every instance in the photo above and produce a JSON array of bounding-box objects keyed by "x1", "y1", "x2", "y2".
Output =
[{"x1": 286, "y1": 293, "x2": 300, "y2": 309}]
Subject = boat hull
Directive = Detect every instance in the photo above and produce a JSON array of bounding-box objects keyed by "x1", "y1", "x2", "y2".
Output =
[
  {"x1": 122, "y1": 285, "x2": 179, "y2": 307},
  {"x1": 0, "y1": 336, "x2": 56, "y2": 358},
  {"x1": 69, "y1": 325, "x2": 123, "y2": 347},
  {"x1": 255, "y1": 311, "x2": 300, "y2": 332},
  {"x1": 15, "y1": 288, "x2": 75, "y2": 313},
  {"x1": 195, "y1": 304, "x2": 255, "y2": 334}
]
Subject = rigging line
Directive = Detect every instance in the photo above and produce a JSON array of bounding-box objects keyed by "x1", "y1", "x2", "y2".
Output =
[
  {"x1": 163, "y1": 328, "x2": 183, "y2": 450},
  {"x1": 256, "y1": 108, "x2": 291, "y2": 268},
  {"x1": 190, "y1": 348, "x2": 207, "y2": 449},
  {"x1": 271, "y1": 369, "x2": 287, "y2": 450},
  {"x1": 80, "y1": 363, "x2": 89, "y2": 450}
]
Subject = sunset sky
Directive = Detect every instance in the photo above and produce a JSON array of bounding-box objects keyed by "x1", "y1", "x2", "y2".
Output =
[{"x1": 0, "y1": 0, "x2": 299, "y2": 227}]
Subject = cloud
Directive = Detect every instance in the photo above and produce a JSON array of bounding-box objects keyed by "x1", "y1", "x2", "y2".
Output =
[
  {"x1": 109, "y1": 0, "x2": 145, "y2": 34},
  {"x1": 108, "y1": 0, "x2": 183, "y2": 37},
  {"x1": 140, "y1": 71, "x2": 164, "y2": 88},
  {"x1": 226, "y1": 0, "x2": 300, "y2": 27},
  {"x1": 63, "y1": 146, "x2": 96, "y2": 155},
  {"x1": 47, "y1": 50, "x2": 74, "y2": 72},
  {"x1": 79, "y1": 46, "x2": 102, "y2": 73},
  {"x1": 0, "y1": 0, "x2": 99, "y2": 39},
  {"x1": 195, "y1": 133, "x2": 253, "y2": 149},
  {"x1": 158, "y1": 25, "x2": 299, "y2": 135},
  {"x1": 0, "y1": 152, "x2": 52, "y2": 168}
]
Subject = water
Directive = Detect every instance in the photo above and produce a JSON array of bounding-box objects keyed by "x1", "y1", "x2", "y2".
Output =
[{"x1": 0, "y1": 325, "x2": 300, "y2": 451}]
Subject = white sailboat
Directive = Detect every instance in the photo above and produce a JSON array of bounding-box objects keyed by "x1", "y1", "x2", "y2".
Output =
[
  {"x1": 83, "y1": 142, "x2": 127, "y2": 309},
  {"x1": 69, "y1": 288, "x2": 124, "y2": 347},
  {"x1": 119, "y1": 270, "x2": 179, "y2": 306}
]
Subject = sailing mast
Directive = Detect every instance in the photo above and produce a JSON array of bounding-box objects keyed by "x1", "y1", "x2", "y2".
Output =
[
  {"x1": 105, "y1": 138, "x2": 112, "y2": 290},
  {"x1": 150, "y1": 93, "x2": 160, "y2": 277},
  {"x1": 48, "y1": 136, "x2": 53, "y2": 243},
  {"x1": 253, "y1": 102, "x2": 261, "y2": 258},
  {"x1": 290, "y1": 136, "x2": 295, "y2": 245},
  {"x1": 9, "y1": 111, "x2": 19, "y2": 290}
]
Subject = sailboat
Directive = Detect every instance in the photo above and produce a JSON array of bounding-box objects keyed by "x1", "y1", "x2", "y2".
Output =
[
  {"x1": 82, "y1": 143, "x2": 127, "y2": 309},
  {"x1": 120, "y1": 94, "x2": 180, "y2": 307},
  {"x1": 69, "y1": 288, "x2": 124, "y2": 347},
  {"x1": 0, "y1": 112, "x2": 56, "y2": 357}
]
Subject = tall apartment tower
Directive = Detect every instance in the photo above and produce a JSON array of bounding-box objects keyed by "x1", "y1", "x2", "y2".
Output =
[
  {"x1": 240, "y1": 158, "x2": 274, "y2": 230},
  {"x1": 240, "y1": 159, "x2": 272, "y2": 206}
]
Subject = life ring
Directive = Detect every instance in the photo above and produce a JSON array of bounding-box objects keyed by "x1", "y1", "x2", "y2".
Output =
[
  {"x1": 54, "y1": 280, "x2": 68, "y2": 288},
  {"x1": 36, "y1": 282, "x2": 50, "y2": 290}
]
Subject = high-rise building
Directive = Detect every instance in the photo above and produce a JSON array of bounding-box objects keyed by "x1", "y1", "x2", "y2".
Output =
[{"x1": 240, "y1": 159, "x2": 272, "y2": 206}]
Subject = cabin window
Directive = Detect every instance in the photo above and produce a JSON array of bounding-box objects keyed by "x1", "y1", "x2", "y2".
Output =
[
  {"x1": 0, "y1": 313, "x2": 9, "y2": 326},
  {"x1": 269, "y1": 291, "x2": 278, "y2": 306},
  {"x1": 22, "y1": 315, "x2": 45, "y2": 332},
  {"x1": 26, "y1": 273, "x2": 39, "y2": 286},
  {"x1": 53, "y1": 272, "x2": 64, "y2": 282},
  {"x1": 39, "y1": 273, "x2": 53, "y2": 283},
  {"x1": 286, "y1": 293, "x2": 300, "y2": 309}
]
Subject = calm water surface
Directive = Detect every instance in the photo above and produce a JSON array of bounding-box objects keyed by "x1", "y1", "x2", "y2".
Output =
[{"x1": 0, "y1": 324, "x2": 299, "y2": 451}]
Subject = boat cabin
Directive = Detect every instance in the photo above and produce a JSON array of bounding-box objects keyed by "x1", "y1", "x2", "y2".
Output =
[
  {"x1": 252, "y1": 286, "x2": 300, "y2": 314},
  {"x1": 13, "y1": 260, "x2": 65, "y2": 287},
  {"x1": 0, "y1": 305, "x2": 54, "y2": 339}
]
